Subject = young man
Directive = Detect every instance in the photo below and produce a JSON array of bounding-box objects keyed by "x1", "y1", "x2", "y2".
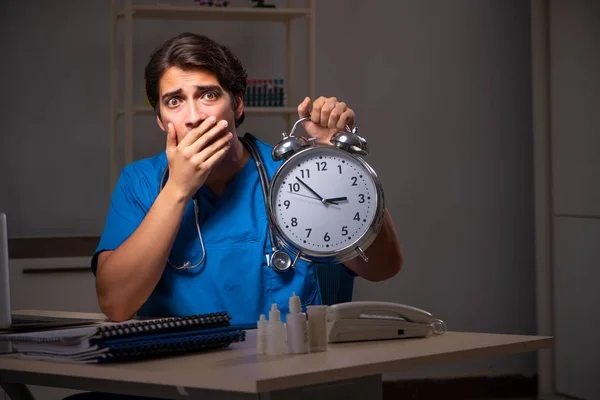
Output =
[{"x1": 92, "y1": 32, "x2": 403, "y2": 324}]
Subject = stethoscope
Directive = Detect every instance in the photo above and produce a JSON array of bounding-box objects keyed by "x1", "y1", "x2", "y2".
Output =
[{"x1": 160, "y1": 134, "x2": 294, "y2": 272}]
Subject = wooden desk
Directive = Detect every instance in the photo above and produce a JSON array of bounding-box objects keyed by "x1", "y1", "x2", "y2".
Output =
[{"x1": 0, "y1": 311, "x2": 553, "y2": 400}]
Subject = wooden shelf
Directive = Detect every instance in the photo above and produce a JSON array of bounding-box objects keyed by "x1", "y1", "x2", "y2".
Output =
[
  {"x1": 117, "y1": 105, "x2": 298, "y2": 117},
  {"x1": 245, "y1": 106, "x2": 299, "y2": 115},
  {"x1": 117, "y1": 5, "x2": 311, "y2": 22}
]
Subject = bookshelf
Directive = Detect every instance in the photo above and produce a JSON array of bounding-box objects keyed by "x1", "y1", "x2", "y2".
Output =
[{"x1": 109, "y1": 0, "x2": 316, "y2": 192}]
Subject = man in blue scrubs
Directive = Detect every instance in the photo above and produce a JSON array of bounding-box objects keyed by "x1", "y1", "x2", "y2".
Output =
[{"x1": 92, "y1": 32, "x2": 404, "y2": 325}]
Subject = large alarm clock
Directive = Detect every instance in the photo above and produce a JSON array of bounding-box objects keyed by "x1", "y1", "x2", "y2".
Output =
[{"x1": 267, "y1": 116, "x2": 385, "y2": 268}]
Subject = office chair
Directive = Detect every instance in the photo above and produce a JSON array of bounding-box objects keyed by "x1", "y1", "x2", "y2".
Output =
[{"x1": 315, "y1": 263, "x2": 355, "y2": 306}]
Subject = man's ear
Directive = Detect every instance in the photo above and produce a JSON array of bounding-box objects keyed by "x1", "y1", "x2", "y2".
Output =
[
  {"x1": 156, "y1": 115, "x2": 166, "y2": 132},
  {"x1": 234, "y1": 95, "x2": 244, "y2": 119}
]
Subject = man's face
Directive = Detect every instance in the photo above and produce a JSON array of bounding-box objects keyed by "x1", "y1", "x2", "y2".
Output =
[{"x1": 156, "y1": 66, "x2": 242, "y2": 144}]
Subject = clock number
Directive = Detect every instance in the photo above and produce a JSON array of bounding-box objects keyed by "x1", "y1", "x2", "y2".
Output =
[
  {"x1": 358, "y1": 194, "x2": 365, "y2": 203},
  {"x1": 351, "y1": 177, "x2": 358, "y2": 186},
  {"x1": 338, "y1": 165, "x2": 343, "y2": 174},
  {"x1": 324, "y1": 232, "x2": 330, "y2": 242},
  {"x1": 305, "y1": 228, "x2": 312, "y2": 238},
  {"x1": 341, "y1": 226, "x2": 348, "y2": 236},
  {"x1": 288, "y1": 183, "x2": 300, "y2": 192},
  {"x1": 300, "y1": 169, "x2": 310, "y2": 179},
  {"x1": 291, "y1": 217, "x2": 298, "y2": 227},
  {"x1": 316, "y1": 161, "x2": 327, "y2": 171},
  {"x1": 284, "y1": 200, "x2": 291, "y2": 209},
  {"x1": 353, "y1": 212, "x2": 360, "y2": 221}
]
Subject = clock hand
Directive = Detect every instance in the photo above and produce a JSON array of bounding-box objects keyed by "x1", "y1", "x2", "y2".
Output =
[
  {"x1": 324, "y1": 196, "x2": 348, "y2": 204},
  {"x1": 288, "y1": 191, "x2": 321, "y2": 201},
  {"x1": 287, "y1": 191, "x2": 343, "y2": 207},
  {"x1": 295, "y1": 177, "x2": 326, "y2": 204}
]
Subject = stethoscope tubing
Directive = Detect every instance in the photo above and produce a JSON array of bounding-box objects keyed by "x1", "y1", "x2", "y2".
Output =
[{"x1": 159, "y1": 135, "x2": 284, "y2": 271}]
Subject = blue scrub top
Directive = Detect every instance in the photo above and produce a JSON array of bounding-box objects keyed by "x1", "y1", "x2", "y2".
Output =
[{"x1": 92, "y1": 134, "x2": 350, "y2": 325}]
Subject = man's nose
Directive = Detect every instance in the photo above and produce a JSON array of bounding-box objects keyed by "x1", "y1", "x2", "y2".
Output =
[{"x1": 185, "y1": 101, "x2": 205, "y2": 129}]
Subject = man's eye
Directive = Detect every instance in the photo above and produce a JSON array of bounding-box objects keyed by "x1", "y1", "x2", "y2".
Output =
[
  {"x1": 167, "y1": 98, "x2": 180, "y2": 107},
  {"x1": 203, "y1": 91, "x2": 218, "y2": 100}
]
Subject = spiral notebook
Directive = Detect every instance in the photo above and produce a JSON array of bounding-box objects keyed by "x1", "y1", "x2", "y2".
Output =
[{"x1": 0, "y1": 312, "x2": 246, "y2": 363}]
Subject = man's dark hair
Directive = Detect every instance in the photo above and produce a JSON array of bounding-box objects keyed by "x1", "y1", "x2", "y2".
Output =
[{"x1": 145, "y1": 32, "x2": 248, "y2": 127}]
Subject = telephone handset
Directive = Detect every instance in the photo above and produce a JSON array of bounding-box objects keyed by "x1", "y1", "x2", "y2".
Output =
[{"x1": 326, "y1": 301, "x2": 446, "y2": 343}]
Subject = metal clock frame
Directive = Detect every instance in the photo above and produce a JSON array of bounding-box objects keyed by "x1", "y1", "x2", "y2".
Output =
[{"x1": 266, "y1": 144, "x2": 386, "y2": 265}]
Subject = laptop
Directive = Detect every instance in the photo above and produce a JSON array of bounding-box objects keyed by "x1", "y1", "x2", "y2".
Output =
[{"x1": 0, "y1": 212, "x2": 101, "y2": 332}]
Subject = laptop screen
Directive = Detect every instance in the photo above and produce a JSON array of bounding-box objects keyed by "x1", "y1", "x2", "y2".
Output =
[{"x1": 0, "y1": 213, "x2": 105, "y2": 332}]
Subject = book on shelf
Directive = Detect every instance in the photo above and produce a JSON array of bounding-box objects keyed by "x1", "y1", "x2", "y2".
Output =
[
  {"x1": 0, "y1": 312, "x2": 246, "y2": 364},
  {"x1": 245, "y1": 78, "x2": 286, "y2": 107}
]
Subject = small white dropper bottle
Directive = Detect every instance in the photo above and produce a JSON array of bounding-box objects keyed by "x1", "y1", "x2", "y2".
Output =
[
  {"x1": 286, "y1": 292, "x2": 309, "y2": 354},
  {"x1": 266, "y1": 303, "x2": 286, "y2": 355},
  {"x1": 256, "y1": 314, "x2": 268, "y2": 355}
]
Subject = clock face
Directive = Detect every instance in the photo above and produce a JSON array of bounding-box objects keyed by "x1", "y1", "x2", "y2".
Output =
[{"x1": 270, "y1": 146, "x2": 381, "y2": 257}]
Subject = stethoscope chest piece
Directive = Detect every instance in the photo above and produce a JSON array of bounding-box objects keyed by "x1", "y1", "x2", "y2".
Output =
[{"x1": 269, "y1": 249, "x2": 292, "y2": 271}]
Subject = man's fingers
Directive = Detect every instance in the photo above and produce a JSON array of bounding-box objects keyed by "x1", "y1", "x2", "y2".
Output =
[
  {"x1": 165, "y1": 123, "x2": 177, "y2": 151},
  {"x1": 335, "y1": 108, "x2": 355, "y2": 130},
  {"x1": 192, "y1": 131, "x2": 233, "y2": 166},
  {"x1": 298, "y1": 97, "x2": 311, "y2": 118},
  {"x1": 317, "y1": 97, "x2": 338, "y2": 127},
  {"x1": 205, "y1": 136, "x2": 233, "y2": 166},
  {"x1": 187, "y1": 119, "x2": 229, "y2": 155},
  {"x1": 178, "y1": 116, "x2": 218, "y2": 147},
  {"x1": 298, "y1": 95, "x2": 355, "y2": 133},
  {"x1": 310, "y1": 96, "x2": 327, "y2": 125},
  {"x1": 199, "y1": 144, "x2": 232, "y2": 175},
  {"x1": 327, "y1": 102, "x2": 348, "y2": 129}
]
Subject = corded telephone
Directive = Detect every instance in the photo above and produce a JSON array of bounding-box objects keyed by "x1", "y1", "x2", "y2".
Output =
[{"x1": 326, "y1": 301, "x2": 446, "y2": 343}]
